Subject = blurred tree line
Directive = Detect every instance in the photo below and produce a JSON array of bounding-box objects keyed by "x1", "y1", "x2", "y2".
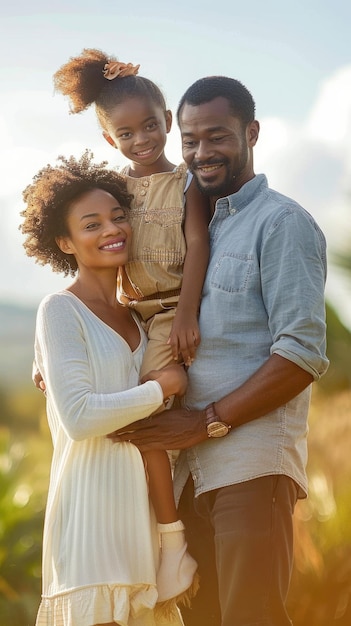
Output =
[
  {"x1": 0, "y1": 251, "x2": 351, "y2": 625},
  {"x1": 287, "y1": 246, "x2": 351, "y2": 624},
  {"x1": 0, "y1": 388, "x2": 48, "y2": 624}
]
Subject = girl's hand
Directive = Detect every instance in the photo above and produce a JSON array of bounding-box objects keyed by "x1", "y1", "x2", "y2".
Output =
[
  {"x1": 168, "y1": 310, "x2": 200, "y2": 366},
  {"x1": 141, "y1": 364, "x2": 188, "y2": 400}
]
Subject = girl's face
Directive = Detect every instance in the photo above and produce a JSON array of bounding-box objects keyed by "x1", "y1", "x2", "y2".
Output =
[
  {"x1": 103, "y1": 97, "x2": 172, "y2": 168},
  {"x1": 57, "y1": 188, "x2": 132, "y2": 271}
]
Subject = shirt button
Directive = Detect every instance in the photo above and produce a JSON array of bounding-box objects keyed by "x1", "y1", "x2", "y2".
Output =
[
  {"x1": 140, "y1": 190, "x2": 146, "y2": 196},
  {"x1": 143, "y1": 180, "x2": 149, "y2": 187}
]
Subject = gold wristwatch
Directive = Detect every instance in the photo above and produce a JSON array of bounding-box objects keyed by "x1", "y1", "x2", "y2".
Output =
[{"x1": 205, "y1": 403, "x2": 231, "y2": 438}]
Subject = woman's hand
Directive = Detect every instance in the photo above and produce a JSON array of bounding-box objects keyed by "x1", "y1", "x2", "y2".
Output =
[
  {"x1": 32, "y1": 361, "x2": 46, "y2": 392},
  {"x1": 141, "y1": 363, "x2": 188, "y2": 400}
]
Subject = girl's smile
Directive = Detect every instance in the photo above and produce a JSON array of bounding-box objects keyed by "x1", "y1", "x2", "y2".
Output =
[{"x1": 103, "y1": 97, "x2": 173, "y2": 176}]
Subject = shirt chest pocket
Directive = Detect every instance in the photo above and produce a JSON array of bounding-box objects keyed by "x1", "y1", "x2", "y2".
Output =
[{"x1": 210, "y1": 253, "x2": 254, "y2": 293}]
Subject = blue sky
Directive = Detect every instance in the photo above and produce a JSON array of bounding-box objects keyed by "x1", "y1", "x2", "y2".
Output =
[{"x1": 1, "y1": 0, "x2": 351, "y2": 326}]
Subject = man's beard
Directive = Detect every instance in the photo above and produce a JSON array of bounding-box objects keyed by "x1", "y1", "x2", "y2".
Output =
[
  {"x1": 190, "y1": 155, "x2": 246, "y2": 198},
  {"x1": 193, "y1": 172, "x2": 232, "y2": 197}
]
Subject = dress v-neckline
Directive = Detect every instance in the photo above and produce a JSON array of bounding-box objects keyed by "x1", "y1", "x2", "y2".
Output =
[{"x1": 62, "y1": 290, "x2": 143, "y2": 354}]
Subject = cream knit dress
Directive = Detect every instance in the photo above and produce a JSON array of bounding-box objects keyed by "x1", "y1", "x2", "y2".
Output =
[{"x1": 34, "y1": 291, "x2": 183, "y2": 626}]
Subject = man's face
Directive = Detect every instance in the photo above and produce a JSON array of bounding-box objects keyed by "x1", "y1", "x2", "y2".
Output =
[{"x1": 179, "y1": 96, "x2": 258, "y2": 198}]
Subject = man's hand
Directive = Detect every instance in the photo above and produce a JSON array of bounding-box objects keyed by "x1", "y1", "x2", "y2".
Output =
[{"x1": 108, "y1": 407, "x2": 207, "y2": 452}]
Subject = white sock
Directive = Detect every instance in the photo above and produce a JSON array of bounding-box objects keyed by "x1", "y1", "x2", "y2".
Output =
[
  {"x1": 157, "y1": 520, "x2": 186, "y2": 549},
  {"x1": 156, "y1": 520, "x2": 198, "y2": 602}
]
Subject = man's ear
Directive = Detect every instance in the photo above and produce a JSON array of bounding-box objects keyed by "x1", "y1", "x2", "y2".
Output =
[
  {"x1": 103, "y1": 131, "x2": 117, "y2": 149},
  {"x1": 55, "y1": 236, "x2": 75, "y2": 255},
  {"x1": 165, "y1": 109, "x2": 172, "y2": 134},
  {"x1": 247, "y1": 120, "x2": 260, "y2": 147}
]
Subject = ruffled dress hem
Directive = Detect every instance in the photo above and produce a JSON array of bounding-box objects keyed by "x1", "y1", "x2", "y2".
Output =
[{"x1": 35, "y1": 582, "x2": 162, "y2": 626}]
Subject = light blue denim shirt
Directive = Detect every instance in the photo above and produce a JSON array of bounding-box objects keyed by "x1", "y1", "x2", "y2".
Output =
[{"x1": 174, "y1": 174, "x2": 329, "y2": 502}]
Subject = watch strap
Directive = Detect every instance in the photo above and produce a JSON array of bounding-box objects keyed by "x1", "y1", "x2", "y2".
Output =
[{"x1": 205, "y1": 403, "x2": 231, "y2": 437}]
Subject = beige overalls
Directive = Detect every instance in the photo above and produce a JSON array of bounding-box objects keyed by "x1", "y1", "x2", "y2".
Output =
[{"x1": 118, "y1": 164, "x2": 188, "y2": 378}]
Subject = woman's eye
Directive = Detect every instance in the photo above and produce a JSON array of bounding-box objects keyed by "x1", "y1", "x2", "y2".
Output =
[{"x1": 113, "y1": 208, "x2": 128, "y2": 222}]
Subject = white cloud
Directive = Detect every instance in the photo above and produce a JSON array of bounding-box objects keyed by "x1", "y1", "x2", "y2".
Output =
[
  {"x1": 306, "y1": 65, "x2": 351, "y2": 149},
  {"x1": 255, "y1": 65, "x2": 351, "y2": 329}
]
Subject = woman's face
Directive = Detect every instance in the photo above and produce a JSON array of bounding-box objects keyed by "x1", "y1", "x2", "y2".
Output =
[
  {"x1": 103, "y1": 97, "x2": 172, "y2": 168},
  {"x1": 57, "y1": 188, "x2": 132, "y2": 271}
]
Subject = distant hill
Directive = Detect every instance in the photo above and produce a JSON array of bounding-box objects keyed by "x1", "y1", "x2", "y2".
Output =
[{"x1": 0, "y1": 302, "x2": 37, "y2": 388}]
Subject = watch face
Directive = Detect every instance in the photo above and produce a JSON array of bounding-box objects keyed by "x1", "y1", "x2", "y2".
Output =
[{"x1": 207, "y1": 421, "x2": 229, "y2": 438}]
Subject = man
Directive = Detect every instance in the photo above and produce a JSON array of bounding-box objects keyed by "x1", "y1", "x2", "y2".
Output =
[{"x1": 115, "y1": 76, "x2": 329, "y2": 626}]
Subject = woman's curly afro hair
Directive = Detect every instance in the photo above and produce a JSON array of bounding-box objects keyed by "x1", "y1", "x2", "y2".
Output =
[{"x1": 20, "y1": 150, "x2": 132, "y2": 276}]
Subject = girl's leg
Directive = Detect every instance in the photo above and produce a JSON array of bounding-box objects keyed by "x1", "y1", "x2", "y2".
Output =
[
  {"x1": 143, "y1": 449, "x2": 178, "y2": 522},
  {"x1": 140, "y1": 309, "x2": 178, "y2": 378},
  {"x1": 139, "y1": 311, "x2": 198, "y2": 603},
  {"x1": 143, "y1": 449, "x2": 198, "y2": 604}
]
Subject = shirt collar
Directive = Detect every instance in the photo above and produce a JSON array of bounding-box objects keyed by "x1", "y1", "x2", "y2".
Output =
[{"x1": 215, "y1": 174, "x2": 268, "y2": 215}]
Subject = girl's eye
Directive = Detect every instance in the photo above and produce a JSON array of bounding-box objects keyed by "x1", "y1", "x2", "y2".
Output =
[
  {"x1": 120, "y1": 132, "x2": 132, "y2": 139},
  {"x1": 146, "y1": 122, "x2": 158, "y2": 131},
  {"x1": 85, "y1": 222, "x2": 98, "y2": 230}
]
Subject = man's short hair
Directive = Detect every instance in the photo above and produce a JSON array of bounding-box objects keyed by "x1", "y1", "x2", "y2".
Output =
[{"x1": 177, "y1": 76, "x2": 256, "y2": 126}]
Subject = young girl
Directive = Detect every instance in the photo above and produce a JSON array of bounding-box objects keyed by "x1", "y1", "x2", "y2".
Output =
[
  {"x1": 20, "y1": 151, "x2": 187, "y2": 626},
  {"x1": 53, "y1": 49, "x2": 210, "y2": 606}
]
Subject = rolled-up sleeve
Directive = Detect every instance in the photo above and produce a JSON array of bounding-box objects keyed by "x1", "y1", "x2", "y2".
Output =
[{"x1": 262, "y1": 205, "x2": 329, "y2": 380}]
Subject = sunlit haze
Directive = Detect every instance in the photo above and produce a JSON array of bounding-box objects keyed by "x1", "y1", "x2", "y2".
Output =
[{"x1": 1, "y1": 1, "x2": 351, "y2": 328}]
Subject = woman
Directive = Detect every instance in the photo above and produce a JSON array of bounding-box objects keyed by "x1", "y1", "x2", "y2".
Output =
[{"x1": 20, "y1": 151, "x2": 187, "y2": 626}]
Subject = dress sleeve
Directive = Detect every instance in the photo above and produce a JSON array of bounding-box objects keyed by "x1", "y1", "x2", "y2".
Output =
[{"x1": 35, "y1": 294, "x2": 164, "y2": 441}]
